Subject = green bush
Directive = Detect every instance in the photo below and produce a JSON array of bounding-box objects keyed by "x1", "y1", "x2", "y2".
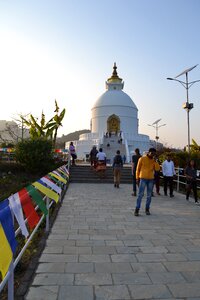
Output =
[
  {"x1": 15, "y1": 138, "x2": 54, "y2": 174},
  {"x1": 159, "y1": 151, "x2": 200, "y2": 169}
]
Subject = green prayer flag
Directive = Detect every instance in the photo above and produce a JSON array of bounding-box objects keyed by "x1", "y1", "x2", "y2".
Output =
[{"x1": 26, "y1": 185, "x2": 48, "y2": 216}]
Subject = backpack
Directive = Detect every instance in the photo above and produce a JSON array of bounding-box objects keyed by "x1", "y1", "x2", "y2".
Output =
[{"x1": 114, "y1": 155, "x2": 122, "y2": 166}]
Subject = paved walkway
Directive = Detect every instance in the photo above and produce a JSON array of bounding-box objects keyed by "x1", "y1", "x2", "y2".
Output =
[{"x1": 25, "y1": 183, "x2": 200, "y2": 300}]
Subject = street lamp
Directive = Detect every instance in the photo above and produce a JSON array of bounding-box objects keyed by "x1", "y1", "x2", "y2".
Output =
[
  {"x1": 167, "y1": 64, "x2": 200, "y2": 155},
  {"x1": 148, "y1": 118, "x2": 166, "y2": 150}
]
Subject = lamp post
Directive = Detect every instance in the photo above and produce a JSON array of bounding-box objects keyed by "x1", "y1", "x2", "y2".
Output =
[
  {"x1": 148, "y1": 118, "x2": 166, "y2": 150},
  {"x1": 167, "y1": 64, "x2": 200, "y2": 156}
]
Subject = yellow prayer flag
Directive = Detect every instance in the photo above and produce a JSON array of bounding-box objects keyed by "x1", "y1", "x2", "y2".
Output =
[
  {"x1": 49, "y1": 172, "x2": 67, "y2": 184},
  {"x1": 32, "y1": 182, "x2": 59, "y2": 203},
  {"x1": 58, "y1": 168, "x2": 69, "y2": 177},
  {"x1": 0, "y1": 224, "x2": 13, "y2": 279}
]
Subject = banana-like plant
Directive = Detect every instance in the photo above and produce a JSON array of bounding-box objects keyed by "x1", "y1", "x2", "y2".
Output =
[
  {"x1": 45, "y1": 100, "x2": 66, "y2": 147},
  {"x1": 190, "y1": 138, "x2": 200, "y2": 153},
  {"x1": 20, "y1": 100, "x2": 66, "y2": 148}
]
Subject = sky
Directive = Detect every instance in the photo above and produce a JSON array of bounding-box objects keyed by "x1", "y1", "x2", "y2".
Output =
[{"x1": 0, "y1": 0, "x2": 200, "y2": 148}]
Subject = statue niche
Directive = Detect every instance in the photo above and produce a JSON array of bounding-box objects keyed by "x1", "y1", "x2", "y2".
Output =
[{"x1": 107, "y1": 114, "x2": 120, "y2": 133}]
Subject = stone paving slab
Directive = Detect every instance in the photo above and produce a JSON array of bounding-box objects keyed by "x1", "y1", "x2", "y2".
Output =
[{"x1": 25, "y1": 183, "x2": 200, "y2": 299}]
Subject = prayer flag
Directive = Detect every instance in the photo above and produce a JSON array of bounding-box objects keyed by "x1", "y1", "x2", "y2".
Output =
[
  {"x1": 40, "y1": 177, "x2": 62, "y2": 194},
  {"x1": 8, "y1": 194, "x2": 29, "y2": 238},
  {"x1": 49, "y1": 172, "x2": 67, "y2": 184},
  {"x1": 32, "y1": 181, "x2": 59, "y2": 203},
  {"x1": 0, "y1": 200, "x2": 17, "y2": 254},
  {"x1": 0, "y1": 224, "x2": 13, "y2": 279},
  {"x1": 46, "y1": 174, "x2": 62, "y2": 187},
  {"x1": 58, "y1": 168, "x2": 69, "y2": 179},
  {"x1": 25, "y1": 185, "x2": 48, "y2": 216},
  {"x1": 18, "y1": 189, "x2": 40, "y2": 229},
  {"x1": 52, "y1": 170, "x2": 64, "y2": 177}
]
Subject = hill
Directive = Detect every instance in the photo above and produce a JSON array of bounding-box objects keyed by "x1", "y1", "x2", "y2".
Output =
[{"x1": 56, "y1": 129, "x2": 90, "y2": 148}]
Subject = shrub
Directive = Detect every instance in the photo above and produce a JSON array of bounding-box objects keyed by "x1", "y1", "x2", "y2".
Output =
[{"x1": 15, "y1": 138, "x2": 54, "y2": 174}]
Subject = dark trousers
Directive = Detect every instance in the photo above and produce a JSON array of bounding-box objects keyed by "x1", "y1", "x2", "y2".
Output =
[
  {"x1": 186, "y1": 181, "x2": 198, "y2": 201},
  {"x1": 133, "y1": 174, "x2": 137, "y2": 193},
  {"x1": 164, "y1": 176, "x2": 174, "y2": 196},
  {"x1": 154, "y1": 173, "x2": 160, "y2": 193}
]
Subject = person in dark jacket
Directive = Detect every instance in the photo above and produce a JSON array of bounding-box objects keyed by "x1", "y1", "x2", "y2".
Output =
[
  {"x1": 89, "y1": 145, "x2": 98, "y2": 169},
  {"x1": 131, "y1": 148, "x2": 141, "y2": 196},
  {"x1": 112, "y1": 150, "x2": 123, "y2": 188},
  {"x1": 185, "y1": 159, "x2": 199, "y2": 203}
]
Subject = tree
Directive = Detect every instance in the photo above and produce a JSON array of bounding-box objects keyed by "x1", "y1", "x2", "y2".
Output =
[
  {"x1": 21, "y1": 100, "x2": 66, "y2": 147},
  {"x1": 45, "y1": 100, "x2": 66, "y2": 147},
  {"x1": 21, "y1": 111, "x2": 47, "y2": 139},
  {"x1": 190, "y1": 139, "x2": 200, "y2": 153}
]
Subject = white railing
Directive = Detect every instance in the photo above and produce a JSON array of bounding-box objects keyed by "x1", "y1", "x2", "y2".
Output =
[
  {"x1": 0, "y1": 164, "x2": 69, "y2": 300},
  {"x1": 161, "y1": 167, "x2": 200, "y2": 192}
]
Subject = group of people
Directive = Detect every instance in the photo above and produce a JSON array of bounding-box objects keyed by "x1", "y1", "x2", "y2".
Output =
[
  {"x1": 89, "y1": 145, "x2": 123, "y2": 184},
  {"x1": 69, "y1": 142, "x2": 199, "y2": 214},
  {"x1": 131, "y1": 147, "x2": 199, "y2": 216}
]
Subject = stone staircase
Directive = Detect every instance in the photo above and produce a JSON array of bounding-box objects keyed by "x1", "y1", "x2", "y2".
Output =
[
  {"x1": 69, "y1": 164, "x2": 132, "y2": 184},
  {"x1": 100, "y1": 135, "x2": 126, "y2": 163}
]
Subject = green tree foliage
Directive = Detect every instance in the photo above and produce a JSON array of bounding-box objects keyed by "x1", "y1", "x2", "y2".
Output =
[
  {"x1": 21, "y1": 100, "x2": 66, "y2": 148},
  {"x1": 15, "y1": 138, "x2": 54, "y2": 174},
  {"x1": 159, "y1": 150, "x2": 200, "y2": 169},
  {"x1": 45, "y1": 100, "x2": 66, "y2": 147},
  {"x1": 191, "y1": 139, "x2": 200, "y2": 153},
  {"x1": 21, "y1": 111, "x2": 48, "y2": 139}
]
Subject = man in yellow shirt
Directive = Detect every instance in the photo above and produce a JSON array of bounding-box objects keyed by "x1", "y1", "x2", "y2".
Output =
[{"x1": 134, "y1": 148, "x2": 160, "y2": 216}]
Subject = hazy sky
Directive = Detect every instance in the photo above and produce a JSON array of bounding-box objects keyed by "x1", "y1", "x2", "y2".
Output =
[{"x1": 0, "y1": 0, "x2": 199, "y2": 148}]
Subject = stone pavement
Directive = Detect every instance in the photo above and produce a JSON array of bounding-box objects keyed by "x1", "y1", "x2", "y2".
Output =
[{"x1": 25, "y1": 183, "x2": 200, "y2": 300}]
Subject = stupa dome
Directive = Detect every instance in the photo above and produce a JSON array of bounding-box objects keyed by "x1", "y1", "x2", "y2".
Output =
[
  {"x1": 92, "y1": 63, "x2": 138, "y2": 110},
  {"x1": 93, "y1": 90, "x2": 137, "y2": 109}
]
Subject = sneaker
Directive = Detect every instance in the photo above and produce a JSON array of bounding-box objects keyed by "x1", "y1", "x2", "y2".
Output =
[
  {"x1": 164, "y1": 193, "x2": 168, "y2": 196},
  {"x1": 145, "y1": 208, "x2": 151, "y2": 215},
  {"x1": 131, "y1": 192, "x2": 137, "y2": 196},
  {"x1": 195, "y1": 201, "x2": 199, "y2": 204},
  {"x1": 170, "y1": 195, "x2": 174, "y2": 198},
  {"x1": 157, "y1": 192, "x2": 161, "y2": 195},
  {"x1": 134, "y1": 208, "x2": 139, "y2": 216},
  {"x1": 114, "y1": 183, "x2": 117, "y2": 187},
  {"x1": 117, "y1": 184, "x2": 119, "y2": 188}
]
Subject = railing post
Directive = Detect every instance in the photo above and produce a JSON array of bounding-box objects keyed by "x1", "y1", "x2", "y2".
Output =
[
  {"x1": 45, "y1": 197, "x2": 50, "y2": 232},
  {"x1": 8, "y1": 260, "x2": 14, "y2": 300},
  {"x1": 177, "y1": 167, "x2": 180, "y2": 192},
  {"x1": 67, "y1": 155, "x2": 70, "y2": 170}
]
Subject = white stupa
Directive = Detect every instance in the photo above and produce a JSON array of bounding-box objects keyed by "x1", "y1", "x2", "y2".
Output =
[{"x1": 66, "y1": 63, "x2": 150, "y2": 162}]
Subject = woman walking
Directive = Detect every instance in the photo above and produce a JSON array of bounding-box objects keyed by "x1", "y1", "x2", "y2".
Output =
[
  {"x1": 185, "y1": 159, "x2": 199, "y2": 203},
  {"x1": 96, "y1": 148, "x2": 107, "y2": 178},
  {"x1": 69, "y1": 142, "x2": 77, "y2": 166},
  {"x1": 112, "y1": 150, "x2": 123, "y2": 188}
]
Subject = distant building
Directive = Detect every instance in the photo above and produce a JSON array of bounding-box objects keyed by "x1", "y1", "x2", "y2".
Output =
[
  {"x1": 66, "y1": 63, "x2": 150, "y2": 162},
  {"x1": 0, "y1": 120, "x2": 29, "y2": 144}
]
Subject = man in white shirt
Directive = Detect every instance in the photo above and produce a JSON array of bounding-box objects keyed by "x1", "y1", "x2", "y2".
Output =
[
  {"x1": 96, "y1": 148, "x2": 107, "y2": 178},
  {"x1": 162, "y1": 154, "x2": 176, "y2": 197}
]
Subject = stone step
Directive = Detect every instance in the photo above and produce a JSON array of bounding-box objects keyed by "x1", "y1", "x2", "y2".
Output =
[{"x1": 69, "y1": 164, "x2": 132, "y2": 183}]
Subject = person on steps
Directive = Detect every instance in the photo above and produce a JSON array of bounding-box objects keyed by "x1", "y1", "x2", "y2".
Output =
[{"x1": 112, "y1": 150, "x2": 123, "y2": 188}]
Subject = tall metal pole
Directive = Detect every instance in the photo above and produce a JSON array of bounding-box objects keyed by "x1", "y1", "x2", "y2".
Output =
[
  {"x1": 185, "y1": 72, "x2": 190, "y2": 156},
  {"x1": 155, "y1": 124, "x2": 158, "y2": 150},
  {"x1": 167, "y1": 64, "x2": 200, "y2": 155}
]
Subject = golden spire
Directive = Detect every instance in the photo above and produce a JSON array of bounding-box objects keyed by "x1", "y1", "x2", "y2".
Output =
[{"x1": 107, "y1": 62, "x2": 122, "y2": 83}]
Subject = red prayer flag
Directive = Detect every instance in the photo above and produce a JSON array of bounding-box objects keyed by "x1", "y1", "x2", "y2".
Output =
[{"x1": 18, "y1": 188, "x2": 40, "y2": 229}]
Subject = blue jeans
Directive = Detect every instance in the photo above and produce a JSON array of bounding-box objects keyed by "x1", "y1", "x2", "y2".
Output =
[{"x1": 136, "y1": 179, "x2": 154, "y2": 210}]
